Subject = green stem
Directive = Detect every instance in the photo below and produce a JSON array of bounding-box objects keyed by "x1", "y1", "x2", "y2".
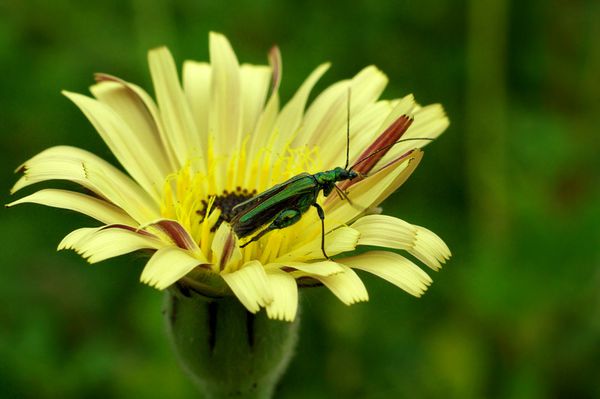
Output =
[{"x1": 164, "y1": 290, "x2": 300, "y2": 399}]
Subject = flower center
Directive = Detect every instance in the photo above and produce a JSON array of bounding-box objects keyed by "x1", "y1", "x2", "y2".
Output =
[
  {"x1": 195, "y1": 187, "x2": 258, "y2": 232},
  {"x1": 159, "y1": 142, "x2": 324, "y2": 265}
]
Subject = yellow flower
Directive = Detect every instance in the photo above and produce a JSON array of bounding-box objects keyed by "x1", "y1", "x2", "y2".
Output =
[{"x1": 9, "y1": 32, "x2": 450, "y2": 321}]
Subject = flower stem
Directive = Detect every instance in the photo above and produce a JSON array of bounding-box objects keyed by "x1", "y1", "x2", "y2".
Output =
[{"x1": 164, "y1": 289, "x2": 299, "y2": 398}]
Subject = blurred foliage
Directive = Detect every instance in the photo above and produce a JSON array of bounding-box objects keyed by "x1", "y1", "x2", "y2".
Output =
[{"x1": 1, "y1": 0, "x2": 599, "y2": 398}]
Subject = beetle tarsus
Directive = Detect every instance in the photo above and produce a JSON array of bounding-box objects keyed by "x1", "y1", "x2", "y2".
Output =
[{"x1": 312, "y1": 203, "x2": 329, "y2": 260}]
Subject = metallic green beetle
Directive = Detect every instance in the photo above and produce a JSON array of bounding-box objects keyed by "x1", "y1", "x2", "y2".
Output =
[{"x1": 230, "y1": 166, "x2": 357, "y2": 259}]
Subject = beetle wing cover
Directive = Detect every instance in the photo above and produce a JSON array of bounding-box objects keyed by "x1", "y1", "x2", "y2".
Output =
[{"x1": 231, "y1": 173, "x2": 317, "y2": 237}]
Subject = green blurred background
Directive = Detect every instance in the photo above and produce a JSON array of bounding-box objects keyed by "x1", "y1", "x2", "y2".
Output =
[{"x1": 1, "y1": 0, "x2": 599, "y2": 398}]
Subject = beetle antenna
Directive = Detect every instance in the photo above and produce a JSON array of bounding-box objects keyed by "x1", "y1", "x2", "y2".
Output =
[
  {"x1": 349, "y1": 137, "x2": 434, "y2": 171},
  {"x1": 344, "y1": 87, "x2": 351, "y2": 170}
]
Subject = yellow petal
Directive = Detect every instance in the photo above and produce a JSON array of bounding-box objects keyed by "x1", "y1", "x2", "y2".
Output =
[
  {"x1": 63, "y1": 90, "x2": 165, "y2": 202},
  {"x1": 141, "y1": 246, "x2": 208, "y2": 290},
  {"x1": 148, "y1": 46, "x2": 204, "y2": 170},
  {"x1": 266, "y1": 260, "x2": 344, "y2": 277},
  {"x1": 7, "y1": 188, "x2": 136, "y2": 225},
  {"x1": 407, "y1": 103, "x2": 450, "y2": 139},
  {"x1": 321, "y1": 100, "x2": 395, "y2": 170},
  {"x1": 298, "y1": 66, "x2": 388, "y2": 151},
  {"x1": 378, "y1": 103, "x2": 449, "y2": 167},
  {"x1": 89, "y1": 80, "x2": 171, "y2": 181},
  {"x1": 211, "y1": 222, "x2": 242, "y2": 273},
  {"x1": 58, "y1": 227, "x2": 97, "y2": 251},
  {"x1": 209, "y1": 32, "x2": 241, "y2": 178},
  {"x1": 373, "y1": 94, "x2": 416, "y2": 137},
  {"x1": 182, "y1": 61, "x2": 212, "y2": 147},
  {"x1": 370, "y1": 149, "x2": 423, "y2": 206},
  {"x1": 140, "y1": 219, "x2": 209, "y2": 266},
  {"x1": 278, "y1": 226, "x2": 359, "y2": 262},
  {"x1": 221, "y1": 260, "x2": 274, "y2": 313},
  {"x1": 237, "y1": 64, "x2": 272, "y2": 188},
  {"x1": 94, "y1": 73, "x2": 178, "y2": 170},
  {"x1": 352, "y1": 214, "x2": 451, "y2": 270},
  {"x1": 60, "y1": 226, "x2": 165, "y2": 264},
  {"x1": 240, "y1": 64, "x2": 272, "y2": 140},
  {"x1": 312, "y1": 264, "x2": 369, "y2": 305},
  {"x1": 335, "y1": 94, "x2": 415, "y2": 171},
  {"x1": 338, "y1": 251, "x2": 432, "y2": 297},
  {"x1": 319, "y1": 150, "x2": 422, "y2": 236},
  {"x1": 12, "y1": 146, "x2": 159, "y2": 224},
  {"x1": 271, "y1": 63, "x2": 330, "y2": 152},
  {"x1": 265, "y1": 269, "x2": 298, "y2": 321},
  {"x1": 247, "y1": 48, "x2": 282, "y2": 173}
]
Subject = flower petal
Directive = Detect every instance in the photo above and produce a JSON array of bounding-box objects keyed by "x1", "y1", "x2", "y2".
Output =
[
  {"x1": 233, "y1": 64, "x2": 272, "y2": 188},
  {"x1": 143, "y1": 219, "x2": 202, "y2": 254},
  {"x1": 221, "y1": 260, "x2": 274, "y2": 313},
  {"x1": 58, "y1": 227, "x2": 97, "y2": 251},
  {"x1": 322, "y1": 100, "x2": 398, "y2": 170},
  {"x1": 322, "y1": 150, "x2": 423, "y2": 232},
  {"x1": 148, "y1": 46, "x2": 204, "y2": 170},
  {"x1": 59, "y1": 225, "x2": 165, "y2": 264},
  {"x1": 89, "y1": 80, "x2": 172, "y2": 178},
  {"x1": 266, "y1": 260, "x2": 344, "y2": 276},
  {"x1": 12, "y1": 146, "x2": 159, "y2": 224},
  {"x1": 369, "y1": 149, "x2": 424, "y2": 206},
  {"x1": 240, "y1": 64, "x2": 272, "y2": 139},
  {"x1": 372, "y1": 94, "x2": 416, "y2": 137},
  {"x1": 95, "y1": 73, "x2": 179, "y2": 170},
  {"x1": 247, "y1": 47, "x2": 282, "y2": 169},
  {"x1": 265, "y1": 269, "x2": 298, "y2": 321},
  {"x1": 270, "y1": 63, "x2": 330, "y2": 152},
  {"x1": 278, "y1": 226, "x2": 360, "y2": 262},
  {"x1": 303, "y1": 264, "x2": 368, "y2": 305},
  {"x1": 338, "y1": 251, "x2": 432, "y2": 297},
  {"x1": 141, "y1": 246, "x2": 208, "y2": 290},
  {"x1": 246, "y1": 62, "x2": 330, "y2": 190},
  {"x1": 344, "y1": 115, "x2": 414, "y2": 179},
  {"x1": 182, "y1": 61, "x2": 212, "y2": 146},
  {"x1": 298, "y1": 65, "x2": 388, "y2": 150},
  {"x1": 267, "y1": 46, "x2": 282, "y2": 93},
  {"x1": 378, "y1": 103, "x2": 449, "y2": 167},
  {"x1": 211, "y1": 222, "x2": 242, "y2": 273},
  {"x1": 63, "y1": 90, "x2": 166, "y2": 202},
  {"x1": 405, "y1": 103, "x2": 450, "y2": 140},
  {"x1": 7, "y1": 188, "x2": 136, "y2": 225},
  {"x1": 209, "y1": 32, "x2": 241, "y2": 170},
  {"x1": 352, "y1": 214, "x2": 451, "y2": 270}
]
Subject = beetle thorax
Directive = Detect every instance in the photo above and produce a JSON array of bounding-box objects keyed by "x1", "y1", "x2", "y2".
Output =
[{"x1": 314, "y1": 167, "x2": 358, "y2": 185}]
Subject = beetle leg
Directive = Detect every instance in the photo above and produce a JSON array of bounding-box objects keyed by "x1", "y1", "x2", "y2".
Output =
[
  {"x1": 272, "y1": 208, "x2": 303, "y2": 229},
  {"x1": 333, "y1": 184, "x2": 355, "y2": 207},
  {"x1": 312, "y1": 203, "x2": 329, "y2": 259},
  {"x1": 239, "y1": 208, "x2": 302, "y2": 248}
]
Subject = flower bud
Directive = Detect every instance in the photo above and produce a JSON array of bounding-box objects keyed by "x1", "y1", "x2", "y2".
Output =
[{"x1": 164, "y1": 289, "x2": 299, "y2": 398}]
